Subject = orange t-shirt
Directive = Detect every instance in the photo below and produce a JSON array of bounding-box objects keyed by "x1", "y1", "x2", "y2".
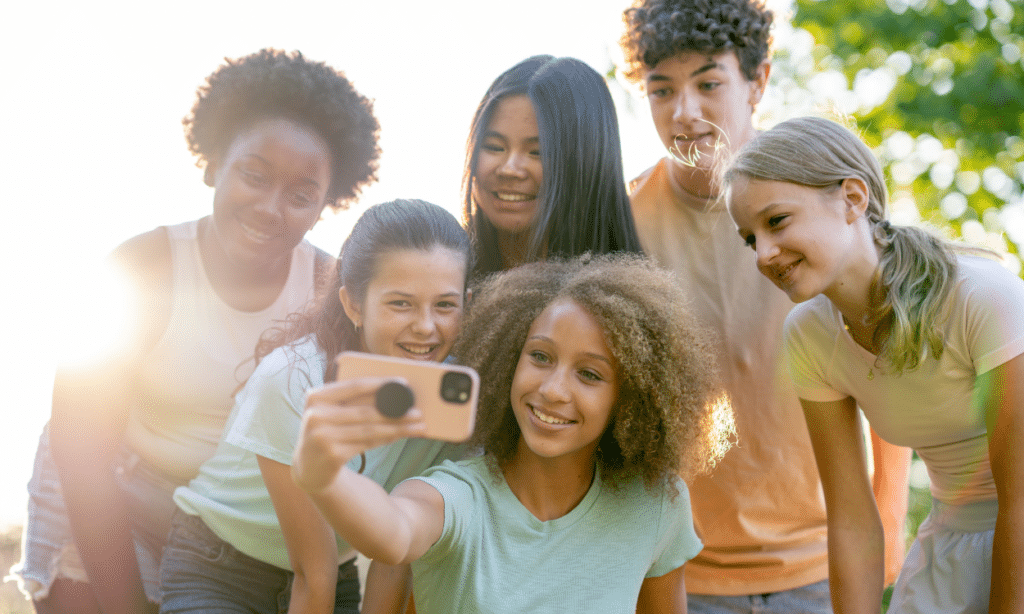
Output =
[{"x1": 629, "y1": 159, "x2": 828, "y2": 595}]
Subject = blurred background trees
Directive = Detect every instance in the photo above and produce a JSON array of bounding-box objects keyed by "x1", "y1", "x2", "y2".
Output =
[{"x1": 788, "y1": 0, "x2": 1023, "y2": 275}]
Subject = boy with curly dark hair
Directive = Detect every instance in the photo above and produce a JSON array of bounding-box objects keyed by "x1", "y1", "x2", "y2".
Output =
[
  {"x1": 15, "y1": 48, "x2": 380, "y2": 614},
  {"x1": 619, "y1": 1, "x2": 908, "y2": 612}
]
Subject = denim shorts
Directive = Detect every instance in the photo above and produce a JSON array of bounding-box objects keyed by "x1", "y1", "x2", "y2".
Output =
[
  {"x1": 160, "y1": 511, "x2": 360, "y2": 614},
  {"x1": 687, "y1": 579, "x2": 832, "y2": 614},
  {"x1": 9, "y1": 423, "x2": 179, "y2": 602}
]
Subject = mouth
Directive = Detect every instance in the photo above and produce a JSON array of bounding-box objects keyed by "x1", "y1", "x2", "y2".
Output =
[
  {"x1": 397, "y1": 343, "x2": 440, "y2": 359},
  {"x1": 239, "y1": 221, "x2": 276, "y2": 243},
  {"x1": 771, "y1": 259, "x2": 800, "y2": 285},
  {"x1": 493, "y1": 191, "x2": 537, "y2": 203},
  {"x1": 528, "y1": 403, "x2": 575, "y2": 426}
]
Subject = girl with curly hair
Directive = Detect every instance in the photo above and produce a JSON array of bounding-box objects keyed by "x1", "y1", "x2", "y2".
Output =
[
  {"x1": 160, "y1": 199, "x2": 471, "y2": 614},
  {"x1": 14, "y1": 49, "x2": 380, "y2": 614},
  {"x1": 727, "y1": 116, "x2": 1024, "y2": 613},
  {"x1": 293, "y1": 253, "x2": 734, "y2": 613},
  {"x1": 463, "y1": 55, "x2": 644, "y2": 277}
]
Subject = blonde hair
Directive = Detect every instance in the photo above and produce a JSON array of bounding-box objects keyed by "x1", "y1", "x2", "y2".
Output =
[{"x1": 725, "y1": 116, "x2": 958, "y2": 373}]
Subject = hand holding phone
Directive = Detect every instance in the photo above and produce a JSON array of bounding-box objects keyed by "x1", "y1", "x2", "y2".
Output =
[{"x1": 334, "y1": 351, "x2": 479, "y2": 442}]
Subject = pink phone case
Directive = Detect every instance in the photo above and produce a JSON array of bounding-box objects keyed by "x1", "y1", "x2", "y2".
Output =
[{"x1": 334, "y1": 351, "x2": 479, "y2": 442}]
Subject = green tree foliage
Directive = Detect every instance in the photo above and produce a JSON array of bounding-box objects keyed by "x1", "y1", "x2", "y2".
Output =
[{"x1": 793, "y1": 0, "x2": 1024, "y2": 275}]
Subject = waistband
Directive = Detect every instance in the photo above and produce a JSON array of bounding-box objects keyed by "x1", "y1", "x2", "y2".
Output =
[{"x1": 926, "y1": 498, "x2": 998, "y2": 533}]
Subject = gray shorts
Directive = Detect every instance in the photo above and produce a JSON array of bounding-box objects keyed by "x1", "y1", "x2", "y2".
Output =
[
  {"x1": 9, "y1": 423, "x2": 180, "y2": 603},
  {"x1": 686, "y1": 579, "x2": 831, "y2": 614}
]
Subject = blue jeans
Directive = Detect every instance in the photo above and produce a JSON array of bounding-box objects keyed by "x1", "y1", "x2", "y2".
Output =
[
  {"x1": 160, "y1": 511, "x2": 360, "y2": 614},
  {"x1": 687, "y1": 579, "x2": 831, "y2": 614}
]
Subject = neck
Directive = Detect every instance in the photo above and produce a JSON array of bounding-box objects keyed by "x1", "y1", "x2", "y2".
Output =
[
  {"x1": 826, "y1": 239, "x2": 884, "y2": 351},
  {"x1": 496, "y1": 230, "x2": 533, "y2": 270},
  {"x1": 501, "y1": 439, "x2": 596, "y2": 522},
  {"x1": 198, "y1": 216, "x2": 292, "y2": 311}
]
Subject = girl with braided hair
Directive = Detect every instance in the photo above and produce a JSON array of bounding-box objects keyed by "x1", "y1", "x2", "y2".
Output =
[{"x1": 726, "y1": 116, "x2": 1024, "y2": 613}]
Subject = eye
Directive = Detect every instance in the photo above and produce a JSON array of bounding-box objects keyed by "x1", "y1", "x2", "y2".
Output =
[
  {"x1": 436, "y1": 300, "x2": 460, "y2": 310},
  {"x1": 241, "y1": 169, "x2": 268, "y2": 187},
  {"x1": 388, "y1": 299, "x2": 412, "y2": 308},
  {"x1": 767, "y1": 214, "x2": 788, "y2": 228},
  {"x1": 481, "y1": 142, "x2": 505, "y2": 153},
  {"x1": 698, "y1": 81, "x2": 721, "y2": 92},
  {"x1": 648, "y1": 87, "x2": 671, "y2": 99},
  {"x1": 578, "y1": 368, "x2": 604, "y2": 383},
  {"x1": 289, "y1": 191, "x2": 316, "y2": 208},
  {"x1": 529, "y1": 148, "x2": 541, "y2": 158},
  {"x1": 529, "y1": 350, "x2": 551, "y2": 365}
]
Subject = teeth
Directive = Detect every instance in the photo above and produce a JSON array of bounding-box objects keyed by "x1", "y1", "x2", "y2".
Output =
[
  {"x1": 776, "y1": 261, "x2": 798, "y2": 280},
  {"x1": 241, "y1": 223, "x2": 274, "y2": 242},
  {"x1": 399, "y1": 344, "x2": 435, "y2": 356},
  {"x1": 495, "y1": 192, "x2": 534, "y2": 202},
  {"x1": 530, "y1": 405, "x2": 572, "y2": 425}
]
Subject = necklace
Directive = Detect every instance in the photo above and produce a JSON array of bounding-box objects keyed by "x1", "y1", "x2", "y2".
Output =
[{"x1": 842, "y1": 317, "x2": 875, "y2": 380}]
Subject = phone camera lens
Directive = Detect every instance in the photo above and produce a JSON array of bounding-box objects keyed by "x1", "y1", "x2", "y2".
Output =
[{"x1": 440, "y1": 372, "x2": 473, "y2": 404}]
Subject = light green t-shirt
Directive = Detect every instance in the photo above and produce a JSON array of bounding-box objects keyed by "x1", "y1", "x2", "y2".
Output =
[
  {"x1": 409, "y1": 457, "x2": 701, "y2": 613},
  {"x1": 174, "y1": 336, "x2": 461, "y2": 570}
]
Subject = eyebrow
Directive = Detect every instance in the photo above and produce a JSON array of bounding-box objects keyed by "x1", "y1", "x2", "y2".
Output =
[
  {"x1": 646, "y1": 58, "x2": 720, "y2": 83},
  {"x1": 527, "y1": 335, "x2": 614, "y2": 366},
  {"x1": 483, "y1": 130, "x2": 539, "y2": 144},
  {"x1": 240, "y1": 154, "x2": 323, "y2": 188}
]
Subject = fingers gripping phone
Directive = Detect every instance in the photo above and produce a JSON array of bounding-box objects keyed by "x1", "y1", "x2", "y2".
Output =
[{"x1": 334, "y1": 351, "x2": 480, "y2": 443}]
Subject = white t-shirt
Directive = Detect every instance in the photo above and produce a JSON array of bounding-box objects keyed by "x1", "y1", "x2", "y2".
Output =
[
  {"x1": 785, "y1": 256, "x2": 1024, "y2": 504},
  {"x1": 407, "y1": 456, "x2": 702, "y2": 614},
  {"x1": 174, "y1": 336, "x2": 461, "y2": 569}
]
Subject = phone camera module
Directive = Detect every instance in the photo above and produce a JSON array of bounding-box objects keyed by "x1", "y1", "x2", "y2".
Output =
[{"x1": 440, "y1": 372, "x2": 473, "y2": 404}]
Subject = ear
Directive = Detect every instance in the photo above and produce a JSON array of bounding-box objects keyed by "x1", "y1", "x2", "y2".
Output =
[
  {"x1": 840, "y1": 177, "x2": 870, "y2": 223},
  {"x1": 338, "y1": 286, "x2": 362, "y2": 329},
  {"x1": 203, "y1": 162, "x2": 219, "y2": 187},
  {"x1": 465, "y1": 287, "x2": 473, "y2": 307},
  {"x1": 748, "y1": 61, "x2": 771, "y2": 108}
]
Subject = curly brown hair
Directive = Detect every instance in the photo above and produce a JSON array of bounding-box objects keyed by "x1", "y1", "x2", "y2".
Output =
[
  {"x1": 183, "y1": 48, "x2": 380, "y2": 209},
  {"x1": 452, "y1": 253, "x2": 734, "y2": 490},
  {"x1": 619, "y1": 0, "x2": 773, "y2": 84}
]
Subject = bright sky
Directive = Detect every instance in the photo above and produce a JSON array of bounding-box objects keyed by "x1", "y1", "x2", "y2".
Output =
[{"x1": 0, "y1": 0, "x2": 795, "y2": 528}]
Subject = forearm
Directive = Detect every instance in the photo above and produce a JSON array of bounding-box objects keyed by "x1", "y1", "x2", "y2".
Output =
[
  {"x1": 361, "y1": 560, "x2": 413, "y2": 614},
  {"x1": 990, "y1": 505, "x2": 1024, "y2": 613},
  {"x1": 870, "y1": 429, "x2": 910, "y2": 584},
  {"x1": 288, "y1": 566, "x2": 339, "y2": 614},
  {"x1": 827, "y1": 519, "x2": 885, "y2": 614},
  {"x1": 308, "y1": 468, "x2": 419, "y2": 566}
]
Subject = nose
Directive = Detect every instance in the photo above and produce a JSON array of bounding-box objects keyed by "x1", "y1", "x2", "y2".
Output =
[
  {"x1": 755, "y1": 237, "x2": 780, "y2": 269},
  {"x1": 538, "y1": 366, "x2": 571, "y2": 404},
  {"x1": 253, "y1": 187, "x2": 286, "y2": 222},
  {"x1": 497, "y1": 151, "x2": 529, "y2": 179},
  {"x1": 672, "y1": 90, "x2": 700, "y2": 125},
  {"x1": 410, "y1": 306, "x2": 438, "y2": 337}
]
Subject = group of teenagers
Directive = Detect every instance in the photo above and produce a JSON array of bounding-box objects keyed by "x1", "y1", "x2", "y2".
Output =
[{"x1": 12, "y1": 0, "x2": 1023, "y2": 613}]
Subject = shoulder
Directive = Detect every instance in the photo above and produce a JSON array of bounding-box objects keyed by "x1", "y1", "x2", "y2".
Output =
[
  {"x1": 784, "y1": 295, "x2": 835, "y2": 336},
  {"x1": 109, "y1": 225, "x2": 173, "y2": 288},
  {"x1": 627, "y1": 159, "x2": 669, "y2": 199}
]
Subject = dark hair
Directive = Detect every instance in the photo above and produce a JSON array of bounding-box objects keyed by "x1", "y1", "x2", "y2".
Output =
[
  {"x1": 620, "y1": 0, "x2": 773, "y2": 83},
  {"x1": 462, "y1": 56, "x2": 643, "y2": 277},
  {"x1": 453, "y1": 253, "x2": 733, "y2": 490},
  {"x1": 255, "y1": 199, "x2": 473, "y2": 380},
  {"x1": 184, "y1": 48, "x2": 381, "y2": 209}
]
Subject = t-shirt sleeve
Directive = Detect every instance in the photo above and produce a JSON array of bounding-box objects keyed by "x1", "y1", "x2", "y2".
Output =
[
  {"x1": 647, "y1": 478, "x2": 703, "y2": 578},
  {"x1": 962, "y1": 260, "x2": 1024, "y2": 375},
  {"x1": 406, "y1": 459, "x2": 476, "y2": 564},
  {"x1": 225, "y1": 347, "x2": 317, "y2": 466},
  {"x1": 783, "y1": 303, "x2": 849, "y2": 403}
]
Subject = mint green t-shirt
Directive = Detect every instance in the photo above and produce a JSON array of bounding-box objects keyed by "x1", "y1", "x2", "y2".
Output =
[
  {"x1": 409, "y1": 457, "x2": 701, "y2": 613},
  {"x1": 174, "y1": 336, "x2": 461, "y2": 570}
]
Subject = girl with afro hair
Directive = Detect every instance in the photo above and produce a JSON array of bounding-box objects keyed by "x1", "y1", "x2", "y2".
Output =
[
  {"x1": 15, "y1": 49, "x2": 379, "y2": 614},
  {"x1": 293, "y1": 253, "x2": 735, "y2": 613}
]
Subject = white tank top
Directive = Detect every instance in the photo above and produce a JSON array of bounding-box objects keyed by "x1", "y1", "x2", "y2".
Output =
[{"x1": 124, "y1": 219, "x2": 318, "y2": 481}]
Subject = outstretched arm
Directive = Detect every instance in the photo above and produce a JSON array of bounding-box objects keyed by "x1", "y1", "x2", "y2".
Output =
[
  {"x1": 802, "y1": 396, "x2": 884, "y2": 614},
  {"x1": 292, "y1": 378, "x2": 445, "y2": 566},
  {"x1": 980, "y1": 352, "x2": 1024, "y2": 613},
  {"x1": 869, "y1": 427, "x2": 910, "y2": 586}
]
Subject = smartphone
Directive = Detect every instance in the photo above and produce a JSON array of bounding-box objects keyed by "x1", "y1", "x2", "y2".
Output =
[{"x1": 334, "y1": 351, "x2": 479, "y2": 443}]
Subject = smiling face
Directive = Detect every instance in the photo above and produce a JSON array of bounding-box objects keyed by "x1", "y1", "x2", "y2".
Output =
[
  {"x1": 341, "y1": 246, "x2": 466, "y2": 362},
  {"x1": 644, "y1": 51, "x2": 767, "y2": 199},
  {"x1": 208, "y1": 117, "x2": 332, "y2": 270},
  {"x1": 509, "y1": 298, "x2": 620, "y2": 466},
  {"x1": 472, "y1": 94, "x2": 543, "y2": 238},
  {"x1": 728, "y1": 175, "x2": 871, "y2": 304}
]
